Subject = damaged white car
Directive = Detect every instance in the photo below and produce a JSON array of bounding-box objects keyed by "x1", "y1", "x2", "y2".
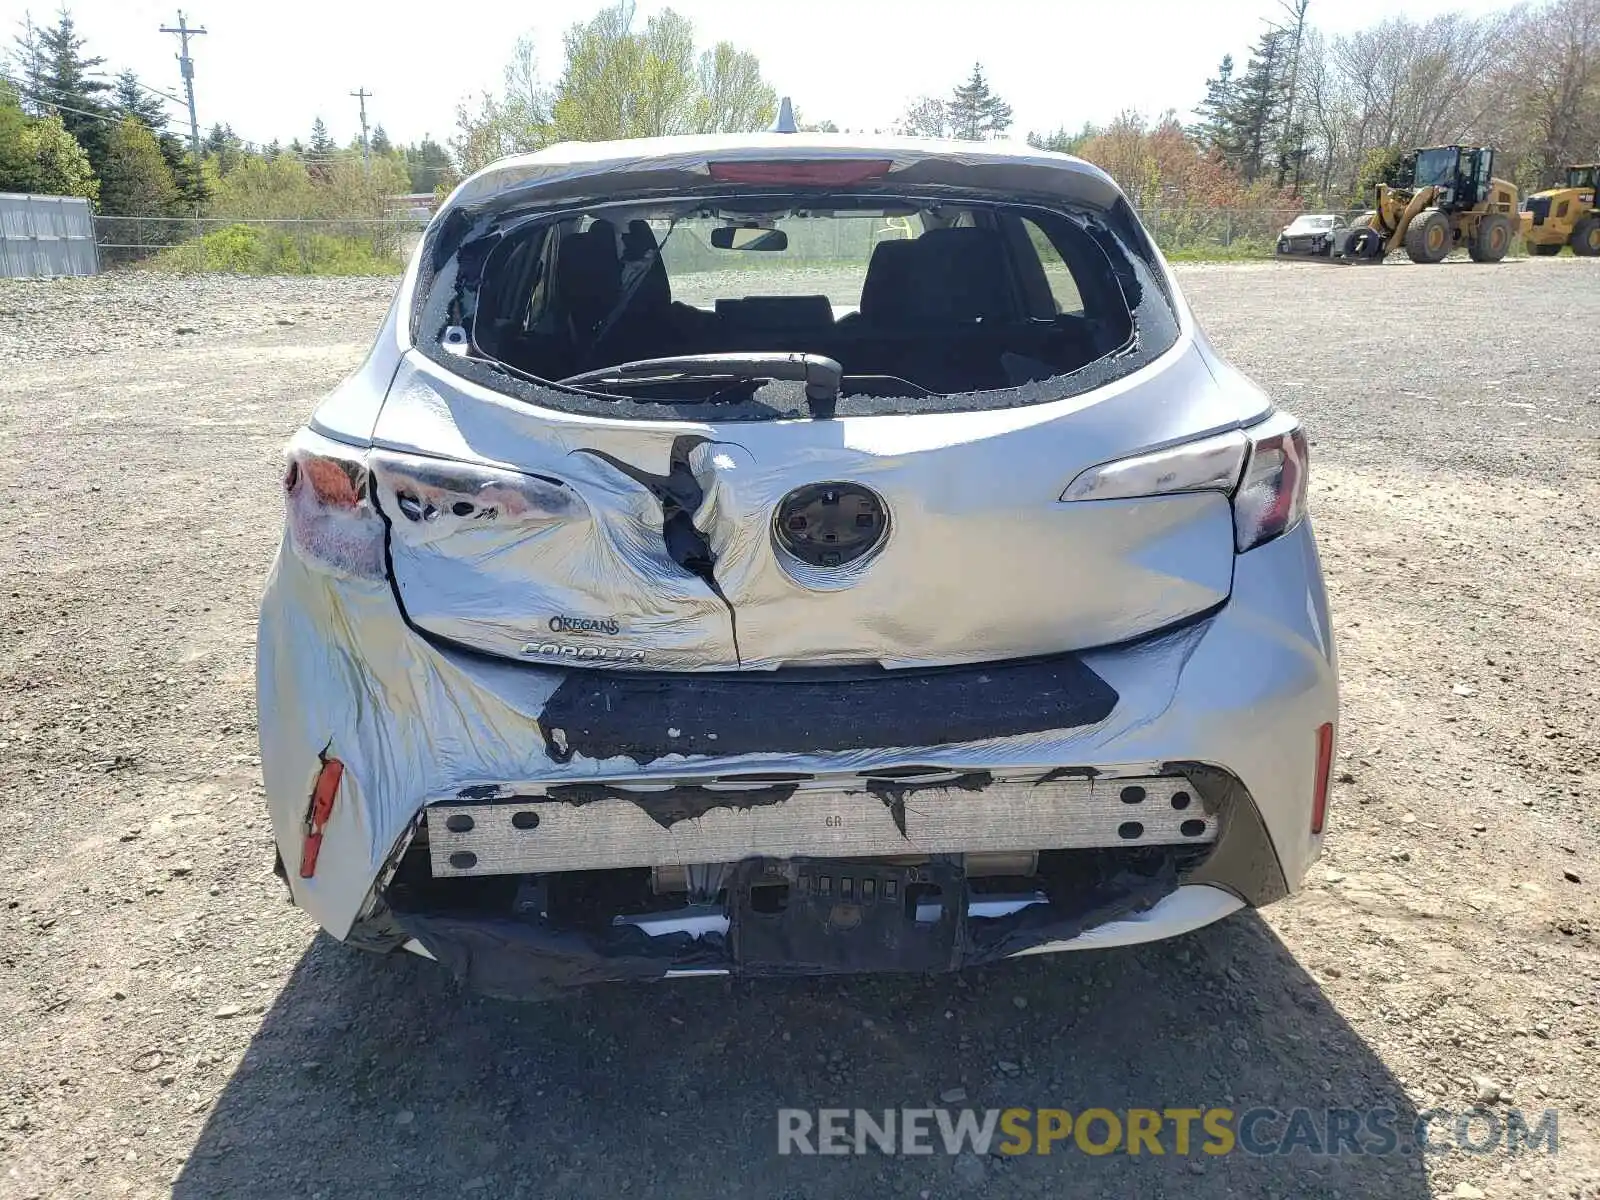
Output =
[{"x1": 258, "y1": 132, "x2": 1338, "y2": 996}]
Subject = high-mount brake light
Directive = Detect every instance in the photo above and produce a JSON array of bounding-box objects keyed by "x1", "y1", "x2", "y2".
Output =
[{"x1": 706, "y1": 159, "x2": 894, "y2": 186}]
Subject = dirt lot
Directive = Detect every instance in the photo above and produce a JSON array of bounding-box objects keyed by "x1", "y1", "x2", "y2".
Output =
[{"x1": 1, "y1": 260, "x2": 1598, "y2": 1200}]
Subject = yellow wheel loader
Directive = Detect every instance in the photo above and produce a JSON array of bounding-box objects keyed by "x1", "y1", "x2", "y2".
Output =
[
  {"x1": 1342, "y1": 146, "x2": 1519, "y2": 264},
  {"x1": 1520, "y1": 164, "x2": 1599, "y2": 256}
]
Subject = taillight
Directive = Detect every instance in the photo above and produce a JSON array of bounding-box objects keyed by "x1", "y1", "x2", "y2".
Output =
[
  {"x1": 1233, "y1": 413, "x2": 1309, "y2": 551},
  {"x1": 1058, "y1": 411, "x2": 1310, "y2": 553},
  {"x1": 706, "y1": 159, "x2": 894, "y2": 185},
  {"x1": 282, "y1": 431, "x2": 385, "y2": 579},
  {"x1": 1311, "y1": 721, "x2": 1334, "y2": 835},
  {"x1": 1059, "y1": 430, "x2": 1247, "y2": 502}
]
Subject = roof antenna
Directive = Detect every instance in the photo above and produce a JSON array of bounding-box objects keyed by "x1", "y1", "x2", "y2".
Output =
[{"x1": 770, "y1": 96, "x2": 798, "y2": 134}]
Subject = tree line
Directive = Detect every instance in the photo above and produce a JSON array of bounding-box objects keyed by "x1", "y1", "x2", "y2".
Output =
[
  {"x1": 4, "y1": 0, "x2": 1597, "y2": 236},
  {"x1": 1184, "y1": 0, "x2": 1599, "y2": 204}
]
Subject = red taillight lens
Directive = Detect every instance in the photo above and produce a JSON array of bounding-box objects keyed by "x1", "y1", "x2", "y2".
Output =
[
  {"x1": 283, "y1": 433, "x2": 386, "y2": 579},
  {"x1": 1311, "y1": 721, "x2": 1334, "y2": 835},
  {"x1": 707, "y1": 159, "x2": 893, "y2": 185},
  {"x1": 1234, "y1": 415, "x2": 1310, "y2": 551}
]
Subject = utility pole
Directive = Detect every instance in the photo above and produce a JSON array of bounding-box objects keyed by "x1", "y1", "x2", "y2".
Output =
[
  {"x1": 160, "y1": 11, "x2": 207, "y2": 165},
  {"x1": 351, "y1": 88, "x2": 372, "y2": 176}
]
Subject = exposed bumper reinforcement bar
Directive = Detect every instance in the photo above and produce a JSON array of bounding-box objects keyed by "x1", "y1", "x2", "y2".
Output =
[{"x1": 426, "y1": 772, "x2": 1214, "y2": 877}]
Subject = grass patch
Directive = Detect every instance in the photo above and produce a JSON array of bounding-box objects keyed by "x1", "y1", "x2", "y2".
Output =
[
  {"x1": 147, "y1": 223, "x2": 406, "y2": 275},
  {"x1": 1162, "y1": 242, "x2": 1277, "y2": 262}
]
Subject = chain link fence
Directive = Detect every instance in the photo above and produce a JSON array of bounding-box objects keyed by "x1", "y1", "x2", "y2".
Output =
[
  {"x1": 89, "y1": 207, "x2": 1379, "y2": 275},
  {"x1": 93, "y1": 215, "x2": 427, "y2": 274},
  {"x1": 1136, "y1": 206, "x2": 1354, "y2": 257}
]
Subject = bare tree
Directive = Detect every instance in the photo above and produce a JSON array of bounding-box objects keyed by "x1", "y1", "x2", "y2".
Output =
[
  {"x1": 694, "y1": 41, "x2": 778, "y2": 133},
  {"x1": 1502, "y1": 0, "x2": 1600, "y2": 183},
  {"x1": 895, "y1": 96, "x2": 948, "y2": 139}
]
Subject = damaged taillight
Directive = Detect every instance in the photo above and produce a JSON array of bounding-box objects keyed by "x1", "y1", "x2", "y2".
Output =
[
  {"x1": 283, "y1": 431, "x2": 386, "y2": 579},
  {"x1": 1059, "y1": 412, "x2": 1310, "y2": 554},
  {"x1": 1233, "y1": 413, "x2": 1309, "y2": 552},
  {"x1": 1059, "y1": 430, "x2": 1247, "y2": 502},
  {"x1": 367, "y1": 450, "x2": 577, "y2": 538}
]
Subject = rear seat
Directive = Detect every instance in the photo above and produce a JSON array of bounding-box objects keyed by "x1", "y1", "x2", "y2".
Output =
[
  {"x1": 833, "y1": 227, "x2": 1028, "y2": 391},
  {"x1": 672, "y1": 229, "x2": 1070, "y2": 393},
  {"x1": 714, "y1": 295, "x2": 835, "y2": 344}
]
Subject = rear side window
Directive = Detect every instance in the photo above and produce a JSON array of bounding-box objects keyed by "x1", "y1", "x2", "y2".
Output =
[
  {"x1": 417, "y1": 190, "x2": 1179, "y2": 422},
  {"x1": 1020, "y1": 217, "x2": 1085, "y2": 314}
]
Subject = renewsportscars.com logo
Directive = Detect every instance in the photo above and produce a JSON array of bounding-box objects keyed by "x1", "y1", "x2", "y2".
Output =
[{"x1": 777, "y1": 1106, "x2": 1559, "y2": 1158}]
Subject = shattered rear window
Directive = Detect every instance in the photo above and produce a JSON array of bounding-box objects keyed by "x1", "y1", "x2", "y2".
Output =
[{"x1": 415, "y1": 190, "x2": 1179, "y2": 422}]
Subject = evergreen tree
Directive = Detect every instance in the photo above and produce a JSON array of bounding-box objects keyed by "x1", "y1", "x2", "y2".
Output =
[
  {"x1": 1028, "y1": 122, "x2": 1096, "y2": 155},
  {"x1": 405, "y1": 135, "x2": 452, "y2": 192},
  {"x1": 1230, "y1": 28, "x2": 1291, "y2": 183},
  {"x1": 10, "y1": 14, "x2": 47, "y2": 116},
  {"x1": 34, "y1": 9, "x2": 113, "y2": 174},
  {"x1": 113, "y1": 70, "x2": 169, "y2": 130},
  {"x1": 98, "y1": 115, "x2": 178, "y2": 216},
  {"x1": 203, "y1": 121, "x2": 245, "y2": 174},
  {"x1": 370, "y1": 123, "x2": 393, "y2": 156},
  {"x1": 308, "y1": 117, "x2": 335, "y2": 155},
  {"x1": 306, "y1": 117, "x2": 336, "y2": 182},
  {"x1": 162, "y1": 129, "x2": 207, "y2": 210},
  {"x1": 1191, "y1": 56, "x2": 1242, "y2": 159},
  {"x1": 947, "y1": 64, "x2": 1012, "y2": 140}
]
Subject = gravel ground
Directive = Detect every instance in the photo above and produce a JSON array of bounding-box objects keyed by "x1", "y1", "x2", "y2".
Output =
[{"x1": 1, "y1": 261, "x2": 1598, "y2": 1200}]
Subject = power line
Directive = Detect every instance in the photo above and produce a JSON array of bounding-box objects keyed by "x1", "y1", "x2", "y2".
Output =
[
  {"x1": 0, "y1": 73, "x2": 127, "y2": 125},
  {"x1": 85, "y1": 69, "x2": 189, "y2": 109},
  {"x1": 4, "y1": 71, "x2": 191, "y2": 134}
]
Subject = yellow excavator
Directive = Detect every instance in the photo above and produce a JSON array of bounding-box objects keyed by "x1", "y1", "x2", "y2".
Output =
[
  {"x1": 1520, "y1": 164, "x2": 1599, "y2": 256},
  {"x1": 1342, "y1": 146, "x2": 1519, "y2": 263}
]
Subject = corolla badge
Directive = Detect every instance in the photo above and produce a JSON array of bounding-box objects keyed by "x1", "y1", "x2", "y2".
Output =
[{"x1": 521, "y1": 641, "x2": 645, "y2": 663}]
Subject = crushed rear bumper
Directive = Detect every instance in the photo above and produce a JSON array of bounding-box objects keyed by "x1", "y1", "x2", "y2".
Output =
[{"x1": 258, "y1": 519, "x2": 1336, "y2": 990}]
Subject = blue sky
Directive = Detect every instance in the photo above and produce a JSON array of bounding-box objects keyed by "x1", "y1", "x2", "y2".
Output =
[{"x1": 4, "y1": 0, "x2": 1509, "y2": 149}]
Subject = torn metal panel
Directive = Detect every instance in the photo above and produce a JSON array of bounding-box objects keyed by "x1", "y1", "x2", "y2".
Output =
[{"x1": 386, "y1": 858, "x2": 1197, "y2": 999}]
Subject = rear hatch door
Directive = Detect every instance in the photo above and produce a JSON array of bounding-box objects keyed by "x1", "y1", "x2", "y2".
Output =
[{"x1": 369, "y1": 345, "x2": 1249, "y2": 671}]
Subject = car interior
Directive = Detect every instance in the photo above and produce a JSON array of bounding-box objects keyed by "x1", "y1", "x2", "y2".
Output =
[{"x1": 459, "y1": 196, "x2": 1140, "y2": 400}]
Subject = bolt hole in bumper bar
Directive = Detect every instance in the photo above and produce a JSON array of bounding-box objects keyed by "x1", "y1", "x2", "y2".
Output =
[{"x1": 362, "y1": 765, "x2": 1283, "y2": 998}]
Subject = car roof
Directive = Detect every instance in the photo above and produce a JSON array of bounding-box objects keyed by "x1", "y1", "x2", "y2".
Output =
[{"x1": 444, "y1": 132, "x2": 1125, "y2": 215}]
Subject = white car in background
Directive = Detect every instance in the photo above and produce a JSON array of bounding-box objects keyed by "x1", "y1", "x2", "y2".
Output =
[
  {"x1": 257, "y1": 131, "x2": 1338, "y2": 997},
  {"x1": 1276, "y1": 213, "x2": 1348, "y2": 256}
]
